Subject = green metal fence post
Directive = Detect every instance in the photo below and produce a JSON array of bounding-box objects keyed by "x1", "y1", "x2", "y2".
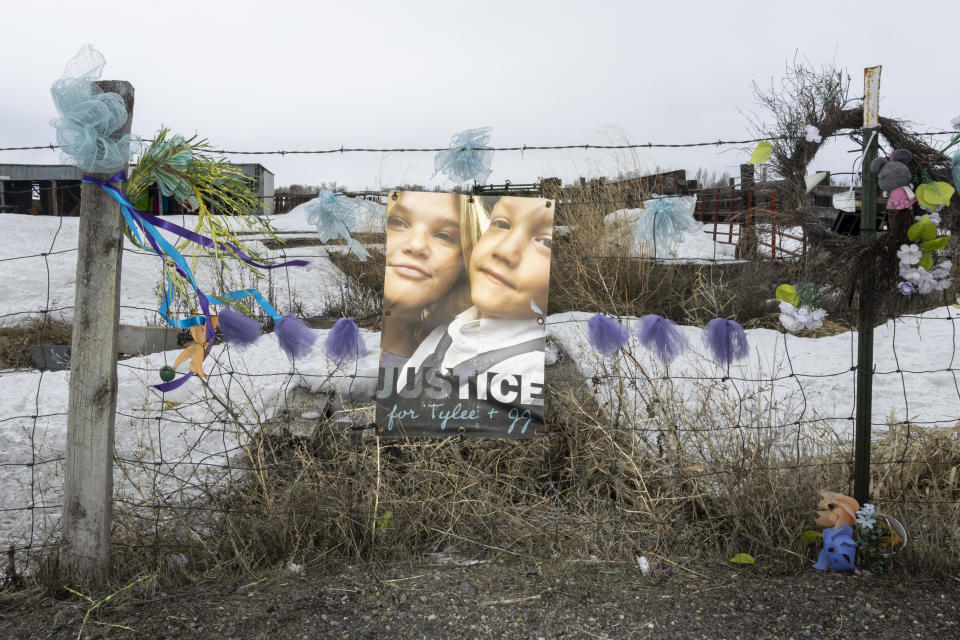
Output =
[{"x1": 854, "y1": 65, "x2": 881, "y2": 506}]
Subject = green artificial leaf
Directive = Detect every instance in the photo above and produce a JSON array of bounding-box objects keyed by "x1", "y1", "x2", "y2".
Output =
[
  {"x1": 749, "y1": 141, "x2": 773, "y2": 165},
  {"x1": 919, "y1": 251, "x2": 934, "y2": 271},
  {"x1": 730, "y1": 553, "x2": 755, "y2": 565},
  {"x1": 921, "y1": 236, "x2": 948, "y2": 251},
  {"x1": 908, "y1": 217, "x2": 938, "y2": 243},
  {"x1": 916, "y1": 181, "x2": 955, "y2": 211},
  {"x1": 800, "y1": 530, "x2": 823, "y2": 545},
  {"x1": 776, "y1": 284, "x2": 799, "y2": 306}
]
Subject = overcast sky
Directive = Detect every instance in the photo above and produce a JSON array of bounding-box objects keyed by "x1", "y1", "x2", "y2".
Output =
[{"x1": 3, "y1": 0, "x2": 958, "y2": 191}]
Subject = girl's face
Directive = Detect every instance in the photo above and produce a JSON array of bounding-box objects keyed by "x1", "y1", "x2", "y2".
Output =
[
  {"x1": 468, "y1": 197, "x2": 554, "y2": 319},
  {"x1": 383, "y1": 192, "x2": 463, "y2": 315}
]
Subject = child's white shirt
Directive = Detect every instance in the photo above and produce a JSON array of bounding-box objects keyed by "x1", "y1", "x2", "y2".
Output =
[{"x1": 402, "y1": 307, "x2": 545, "y2": 385}]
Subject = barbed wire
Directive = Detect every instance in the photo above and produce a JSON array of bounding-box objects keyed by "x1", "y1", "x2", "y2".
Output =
[{"x1": 2, "y1": 129, "x2": 957, "y2": 155}]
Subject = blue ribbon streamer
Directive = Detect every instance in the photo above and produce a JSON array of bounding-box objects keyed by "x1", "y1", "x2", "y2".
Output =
[{"x1": 82, "y1": 173, "x2": 304, "y2": 390}]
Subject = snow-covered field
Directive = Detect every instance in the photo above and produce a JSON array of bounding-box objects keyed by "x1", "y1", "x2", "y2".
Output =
[
  {"x1": 0, "y1": 200, "x2": 378, "y2": 328},
  {"x1": 602, "y1": 206, "x2": 803, "y2": 263},
  {"x1": 1, "y1": 205, "x2": 957, "y2": 551}
]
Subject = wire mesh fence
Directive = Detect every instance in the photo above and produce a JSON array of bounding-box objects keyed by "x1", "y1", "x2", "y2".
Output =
[{"x1": 1, "y1": 134, "x2": 959, "y2": 582}]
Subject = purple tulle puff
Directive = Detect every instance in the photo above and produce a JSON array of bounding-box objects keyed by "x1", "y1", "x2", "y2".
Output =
[
  {"x1": 325, "y1": 317, "x2": 365, "y2": 363},
  {"x1": 275, "y1": 315, "x2": 316, "y2": 359},
  {"x1": 702, "y1": 318, "x2": 749, "y2": 366},
  {"x1": 587, "y1": 314, "x2": 628, "y2": 357},
  {"x1": 217, "y1": 307, "x2": 262, "y2": 347},
  {"x1": 636, "y1": 314, "x2": 688, "y2": 363}
]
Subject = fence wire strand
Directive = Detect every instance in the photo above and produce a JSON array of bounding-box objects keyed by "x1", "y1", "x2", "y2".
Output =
[{"x1": 1, "y1": 147, "x2": 958, "y2": 579}]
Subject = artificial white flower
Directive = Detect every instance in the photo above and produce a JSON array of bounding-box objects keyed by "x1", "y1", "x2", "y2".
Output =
[
  {"x1": 901, "y1": 267, "x2": 921, "y2": 284},
  {"x1": 952, "y1": 115, "x2": 960, "y2": 131},
  {"x1": 779, "y1": 302, "x2": 804, "y2": 332},
  {"x1": 856, "y1": 503, "x2": 877, "y2": 530},
  {"x1": 808, "y1": 308, "x2": 827, "y2": 329},
  {"x1": 779, "y1": 301, "x2": 826, "y2": 332},
  {"x1": 805, "y1": 125, "x2": 822, "y2": 143},
  {"x1": 915, "y1": 210, "x2": 942, "y2": 224},
  {"x1": 897, "y1": 244, "x2": 922, "y2": 266}
]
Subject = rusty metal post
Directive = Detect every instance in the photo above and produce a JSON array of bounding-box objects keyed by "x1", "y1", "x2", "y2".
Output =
[{"x1": 854, "y1": 65, "x2": 882, "y2": 506}]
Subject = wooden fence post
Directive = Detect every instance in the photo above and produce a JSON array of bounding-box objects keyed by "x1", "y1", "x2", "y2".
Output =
[
  {"x1": 61, "y1": 80, "x2": 134, "y2": 585},
  {"x1": 854, "y1": 66, "x2": 881, "y2": 506}
]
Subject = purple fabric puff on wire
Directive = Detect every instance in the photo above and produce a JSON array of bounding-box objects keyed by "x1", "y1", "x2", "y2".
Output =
[
  {"x1": 275, "y1": 315, "x2": 316, "y2": 359},
  {"x1": 636, "y1": 314, "x2": 688, "y2": 363},
  {"x1": 217, "y1": 307, "x2": 262, "y2": 347},
  {"x1": 325, "y1": 317, "x2": 365, "y2": 363},
  {"x1": 587, "y1": 314, "x2": 628, "y2": 357},
  {"x1": 702, "y1": 318, "x2": 749, "y2": 366}
]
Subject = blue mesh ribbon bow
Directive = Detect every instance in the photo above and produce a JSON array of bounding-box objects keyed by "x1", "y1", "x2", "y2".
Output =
[
  {"x1": 434, "y1": 127, "x2": 494, "y2": 185},
  {"x1": 303, "y1": 190, "x2": 376, "y2": 260},
  {"x1": 50, "y1": 45, "x2": 131, "y2": 173},
  {"x1": 636, "y1": 194, "x2": 702, "y2": 257},
  {"x1": 152, "y1": 135, "x2": 200, "y2": 210}
]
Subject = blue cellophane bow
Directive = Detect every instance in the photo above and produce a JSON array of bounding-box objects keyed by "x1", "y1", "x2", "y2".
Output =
[
  {"x1": 637, "y1": 194, "x2": 702, "y2": 257},
  {"x1": 151, "y1": 135, "x2": 200, "y2": 210},
  {"x1": 433, "y1": 127, "x2": 494, "y2": 185},
  {"x1": 83, "y1": 172, "x2": 308, "y2": 391},
  {"x1": 50, "y1": 46, "x2": 131, "y2": 173},
  {"x1": 303, "y1": 190, "x2": 376, "y2": 260}
]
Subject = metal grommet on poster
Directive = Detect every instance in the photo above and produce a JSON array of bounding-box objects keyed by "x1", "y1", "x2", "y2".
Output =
[
  {"x1": 536, "y1": 317, "x2": 544, "y2": 326},
  {"x1": 391, "y1": 191, "x2": 398, "y2": 200},
  {"x1": 534, "y1": 427, "x2": 544, "y2": 437},
  {"x1": 385, "y1": 309, "x2": 392, "y2": 317},
  {"x1": 545, "y1": 200, "x2": 552, "y2": 208}
]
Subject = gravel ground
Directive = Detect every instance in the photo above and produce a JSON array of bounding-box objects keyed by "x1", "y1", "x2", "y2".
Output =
[{"x1": 2, "y1": 558, "x2": 958, "y2": 639}]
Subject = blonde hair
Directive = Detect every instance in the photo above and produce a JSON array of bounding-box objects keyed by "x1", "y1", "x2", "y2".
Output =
[{"x1": 387, "y1": 191, "x2": 488, "y2": 337}]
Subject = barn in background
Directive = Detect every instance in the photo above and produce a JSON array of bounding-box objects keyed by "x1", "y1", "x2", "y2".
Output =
[{"x1": 0, "y1": 163, "x2": 274, "y2": 215}]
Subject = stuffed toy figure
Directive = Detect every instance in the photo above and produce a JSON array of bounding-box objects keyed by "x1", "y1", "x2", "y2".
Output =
[
  {"x1": 813, "y1": 491, "x2": 860, "y2": 572},
  {"x1": 814, "y1": 490, "x2": 859, "y2": 528},
  {"x1": 870, "y1": 149, "x2": 916, "y2": 210}
]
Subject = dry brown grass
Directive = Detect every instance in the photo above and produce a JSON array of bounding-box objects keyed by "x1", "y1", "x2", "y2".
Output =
[
  {"x1": 88, "y1": 360, "x2": 960, "y2": 585},
  {"x1": 0, "y1": 319, "x2": 73, "y2": 369}
]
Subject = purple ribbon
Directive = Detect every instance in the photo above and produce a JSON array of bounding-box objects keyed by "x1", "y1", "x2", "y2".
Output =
[
  {"x1": 84, "y1": 173, "x2": 308, "y2": 271},
  {"x1": 83, "y1": 172, "x2": 309, "y2": 391}
]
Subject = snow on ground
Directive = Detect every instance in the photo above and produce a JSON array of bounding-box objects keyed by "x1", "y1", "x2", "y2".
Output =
[
  {"x1": 603, "y1": 206, "x2": 806, "y2": 263},
  {"x1": 0, "y1": 203, "x2": 386, "y2": 328},
  {"x1": 4, "y1": 305, "x2": 958, "y2": 549},
  {"x1": 548, "y1": 307, "x2": 960, "y2": 443},
  {"x1": 0, "y1": 325, "x2": 382, "y2": 550},
  {"x1": 604, "y1": 207, "x2": 738, "y2": 262},
  {"x1": 2, "y1": 207, "x2": 958, "y2": 551}
]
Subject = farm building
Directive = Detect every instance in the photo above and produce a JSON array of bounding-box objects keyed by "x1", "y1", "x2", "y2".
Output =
[{"x1": 0, "y1": 162, "x2": 275, "y2": 215}]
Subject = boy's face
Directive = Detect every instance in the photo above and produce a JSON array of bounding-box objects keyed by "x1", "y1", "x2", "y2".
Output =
[{"x1": 468, "y1": 197, "x2": 554, "y2": 319}]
